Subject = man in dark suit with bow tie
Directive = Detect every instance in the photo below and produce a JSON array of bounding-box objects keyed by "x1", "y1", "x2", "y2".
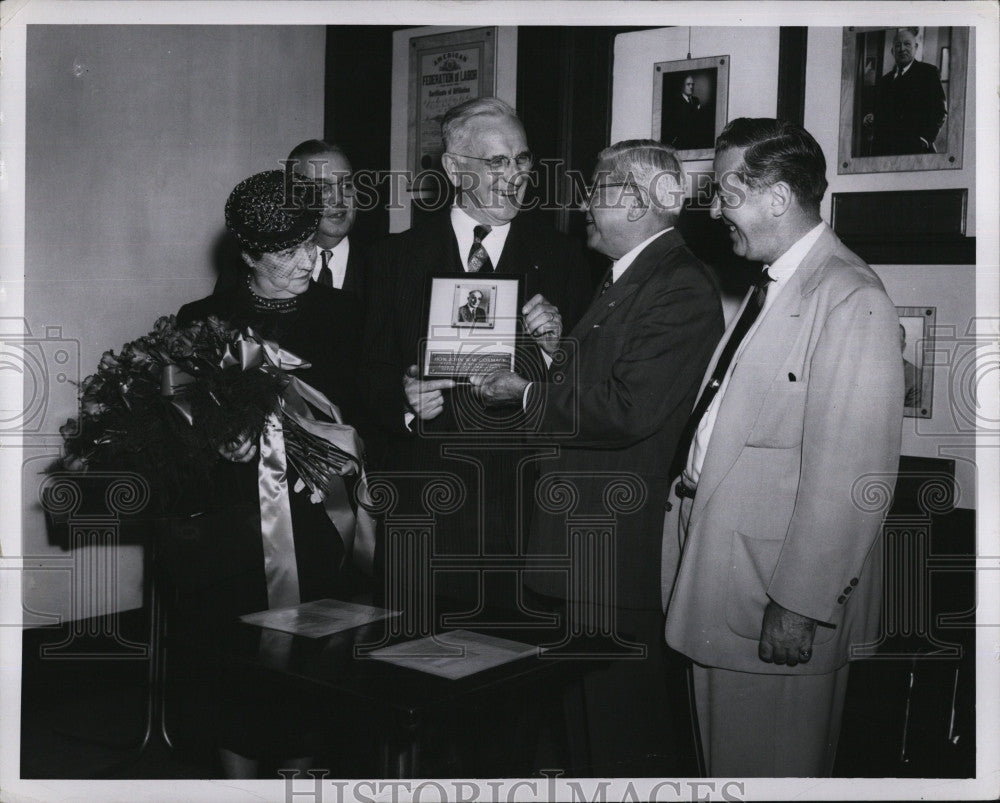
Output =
[
  {"x1": 473, "y1": 140, "x2": 723, "y2": 774},
  {"x1": 362, "y1": 97, "x2": 590, "y2": 623},
  {"x1": 863, "y1": 27, "x2": 948, "y2": 155}
]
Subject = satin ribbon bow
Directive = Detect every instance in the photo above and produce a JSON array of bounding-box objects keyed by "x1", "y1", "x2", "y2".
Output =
[{"x1": 225, "y1": 329, "x2": 375, "y2": 579}]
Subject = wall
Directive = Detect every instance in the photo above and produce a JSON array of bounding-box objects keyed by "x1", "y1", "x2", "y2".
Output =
[
  {"x1": 611, "y1": 27, "x2": 781, "y2": 176},
  {"x1": 389, "y1": 25, "x2": 518, "y2": 233},
  {"x1": 613, "y1": 26, "x2": 977, "y2": 509},
  {"x1": 805, "y1": 27, "x2": 978, "y2": 508},
  {"x1": 19, "y1": 25, "x2": 326, "y2": 621}
]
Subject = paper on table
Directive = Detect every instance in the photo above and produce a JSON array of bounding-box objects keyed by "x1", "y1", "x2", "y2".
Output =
[
  {"x1": 368, "y1": 629, "x2": 543, "y2": 679},
  {"x1": 239, "y1": 598, "x2": 400, "y2": 638}
]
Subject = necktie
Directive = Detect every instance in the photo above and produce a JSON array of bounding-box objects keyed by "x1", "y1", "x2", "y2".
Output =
[
  {"x1": 668, "y1": 269, "x2": 775, "y2": 481},
  {"x1": 467, "y1": 225, "x2": 493, "y2": 272},
  {"x1": 317, "y1": 249, "x2": 333, "y2": 287}
]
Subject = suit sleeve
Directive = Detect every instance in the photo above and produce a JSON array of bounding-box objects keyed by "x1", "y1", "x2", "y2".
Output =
[
  {"x1": 533, "y1": 263, "x2": 722, "y2": 449},
  {"x1": 916, "y1": 64, "x2": 948, "y2": 146},
  {"x1": 767, "y1": 284, "x2": 904, "y2": 624}
]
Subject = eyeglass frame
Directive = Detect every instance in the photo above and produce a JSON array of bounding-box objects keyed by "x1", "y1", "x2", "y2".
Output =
[
  {"x1": 445, "y1": 150, "x2": 535, "y2": 172},
  {"x1": 584, "y1": 179, "x2": 641, "y2": 205},
  {"x1": 314, "y1": 175, "x2": 356, "y2": 200}
]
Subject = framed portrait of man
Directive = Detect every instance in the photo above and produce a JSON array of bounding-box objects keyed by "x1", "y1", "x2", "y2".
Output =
[
  {"x1": 651, "y1": 55, "x2": 729, "y2": 161},
  {"x1": 839, "y1": 26, "x2": 969, "y2": 174},
  {"x1": 896, "y1": 306, "x2": 936, "y2": 419},
  {"x1": 421, "y1": 274, "x2": 521, "y2": 381}
]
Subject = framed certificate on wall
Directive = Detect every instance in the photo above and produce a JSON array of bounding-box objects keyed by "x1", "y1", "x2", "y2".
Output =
[{"x1": 408, "y1": 27, "x2": 498, "y2": 179}]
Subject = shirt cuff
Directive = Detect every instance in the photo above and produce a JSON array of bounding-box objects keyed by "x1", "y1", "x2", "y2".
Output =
[{"x1": 404, "y1": 411, "x2": 415, "y2": 431}]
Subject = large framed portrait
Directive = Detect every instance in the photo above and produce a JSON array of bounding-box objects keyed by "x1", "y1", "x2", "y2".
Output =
[
  {"x1": 896, "y1": 306, "x2": 936, "y2": 419},
  {"x1": 652, "y1": 55, "x2": 729, "y2": 161},
  {"x1": 421, "y1": 274, "x2": 522, "y2": 381},
  {"x1": 838, "y1": 26, "x2": 969, "y2": 174},
  {"x1": 407, "y1": 27, "x2": 497, "y2": 180}
]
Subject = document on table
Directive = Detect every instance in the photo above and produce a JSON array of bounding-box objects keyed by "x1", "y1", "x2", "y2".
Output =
[
  {"x1": 239, "y1": 599, "x2": 400, "y2": 638},
  {"x1": 369, "y1": 630, "x2": 543, "y2": 679}
]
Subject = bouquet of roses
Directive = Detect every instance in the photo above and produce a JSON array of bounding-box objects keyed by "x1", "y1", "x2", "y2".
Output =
[{"x1": 55, "y1": 314, "x2": 361, "y2": 514}]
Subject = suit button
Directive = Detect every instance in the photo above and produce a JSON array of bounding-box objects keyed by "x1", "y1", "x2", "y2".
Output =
[
  {"x1": 843, "y1": 586, "x2": 853, "y2": 594},
  {"x1": 837, "y1": 595, "x2": 846, "y2": 604},
  {"x1": 850, "y1": 578, "x2": 859, "y2": 586}
]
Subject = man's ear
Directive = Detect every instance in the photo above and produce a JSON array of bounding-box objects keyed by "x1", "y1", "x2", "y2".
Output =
[
  {"x1": 650, "y1": 173, "x2": 686, "y2": 217},
  {"x1": 440, "y1": 152, "x2": 462, "y2": 191},
  {"x1": 769, "y1": 181, "x2": 794, "y2": 217},
  {"x1": 625, "y1": 185, "x2": 651, "y2": 222}
]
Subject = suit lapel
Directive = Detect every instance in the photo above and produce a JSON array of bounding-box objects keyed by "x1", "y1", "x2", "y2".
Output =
[
  {"x1": 342, "y1": 238, "x2": 364, "y2": 298},
  {"x1": 692, "y1": 226, "x2": 837, "y2": 512},
  {"x1": 495, "y1": 216, "x2": 531, "y2": 275},
  {"x1": 570, "y1": 229, "x2": 684, "y2": 337}
]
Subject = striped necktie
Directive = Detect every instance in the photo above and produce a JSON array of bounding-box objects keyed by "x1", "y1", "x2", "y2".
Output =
[{"x1": 467, "y1": 225, "x2": 493, "y2": 272}]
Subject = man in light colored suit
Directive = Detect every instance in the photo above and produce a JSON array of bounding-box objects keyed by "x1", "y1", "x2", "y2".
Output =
[
  {"x1": 661, "y1": 118, "x2": 903, "y2": 776},
  {"x1": 474, "y1": 140, "x2": 723, "y2": 774}
]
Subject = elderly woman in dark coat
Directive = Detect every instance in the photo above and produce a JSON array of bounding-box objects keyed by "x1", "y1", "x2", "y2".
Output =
[{"x1": 173, "y1": 170, "x2": 365, "y2": 778}]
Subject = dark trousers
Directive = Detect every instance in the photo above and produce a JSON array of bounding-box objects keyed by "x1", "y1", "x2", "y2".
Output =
[{"x1": 524, "y1": 590, "x2": 698, "y2": 777}]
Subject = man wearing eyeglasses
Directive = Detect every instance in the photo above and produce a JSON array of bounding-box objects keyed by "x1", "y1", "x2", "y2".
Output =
[
  {"x1": 286, "y1": 139, "x2": 365, "y2": 302},
  {"x1": 362, "y1": 97, "x2": 590, "y2": 630},
  {"x1": 471, "y1": 140, "x2": 723, "y2": 775}
]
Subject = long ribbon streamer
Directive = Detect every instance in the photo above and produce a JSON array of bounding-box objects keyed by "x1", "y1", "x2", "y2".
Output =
[
  {"x1": 257, "y1": 412, "x2": 300, "y2": 608},
  {"x1": 230, "y1": 329, "x2": 375, "y2": 576}
]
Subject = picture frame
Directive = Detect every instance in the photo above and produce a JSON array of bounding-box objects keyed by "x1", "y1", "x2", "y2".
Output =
[
  {"x1": 896, "y1": 306, "x2": 936, "y2": 419},
  {"x1": 831, "y1": 189, "x2": 974, "y2": 265},
  {"x1": 651, "y1": 55, "x2": 730, "y2": 161},
  {"x1": 407, "y1": 27, "x2": 498, "y2": 181},
  {"x1": 421, "y1": 274, "x2": 522, "y2": 381},
  {"x1": 838, "y1": 26, "x2": 969, "y2": 174}
]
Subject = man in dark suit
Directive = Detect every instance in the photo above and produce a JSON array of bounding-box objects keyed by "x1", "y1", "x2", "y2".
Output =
[
  {"x1": 362, "y1": 97, "x2": 591, "y2": 620},
  {"x1": 472, "y1": 140, "x2": 724, "y2": 775},
  {"x1": 662, "y1": 74, "x2": 705, "y2": 151},
  {"x1": 286, "y1": 139, "x2": 366, "y2": 302},
  {"x1": 456, "y1": 289, "x2": 488, "y2": 323},
  {"x1": 864, "y1": 27, "x2": 947, "y2": 155},
  {"x1": 661, "y1": 118, "x2": 903, "y2": 776}
]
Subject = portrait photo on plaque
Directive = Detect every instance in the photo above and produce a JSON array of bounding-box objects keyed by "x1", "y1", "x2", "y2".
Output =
[
  {"x1": 422, "y1": 274, "x2": 521, "y2": 381},
  {"x1": 452, "y1": 284, "x2": 495, "y2": 328}
]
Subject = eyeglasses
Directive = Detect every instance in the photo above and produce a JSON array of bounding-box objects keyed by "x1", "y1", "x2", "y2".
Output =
[
  {"x1": 584, "y1": 181, "x2": 636, "y2": 203},
  {"x1": 317, "y1": 178, "x2": 356, "y2": 199},
  {"x1": 448, "y1": 151, "x2": 534, "y2": 171}
]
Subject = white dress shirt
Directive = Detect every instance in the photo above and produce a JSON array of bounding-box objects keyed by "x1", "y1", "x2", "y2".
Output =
[
  {"x1": 684, "y1": 222, "x2": 825, "y2": 485},
  {"x1": 451, "y1": 206, "x2": 511, "y2": 270},
  {"x1": 611, "y1": 227, "x2": 674, "y2": 284},
  {"x1": 311, "y1": 237, "x2": 350, "y2": 289}
]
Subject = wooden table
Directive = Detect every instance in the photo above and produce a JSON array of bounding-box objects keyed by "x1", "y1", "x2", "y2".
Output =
[{"x1": 216, "y1": 613, "x2": 610, "y2": 777}]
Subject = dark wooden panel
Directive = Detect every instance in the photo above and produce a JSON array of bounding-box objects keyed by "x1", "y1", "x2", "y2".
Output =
[
  {"x1": 777, "y1": 27, "x2": 808, "y2": 126},
  {"x1": 831, "y1": 189, "x2": 975, "y2": 265},
  {"x1": 325, "y1": 25, "x2": 399, "y2": 243}
]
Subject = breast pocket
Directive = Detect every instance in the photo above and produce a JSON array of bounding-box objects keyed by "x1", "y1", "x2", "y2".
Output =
[{"x1": 745, "y1": 383, "x2": 808, "y2": 449}]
